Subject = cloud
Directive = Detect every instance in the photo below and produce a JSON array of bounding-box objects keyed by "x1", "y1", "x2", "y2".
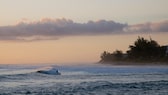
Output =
[
  {"x1": 0, "y1": 18, "x2": 127, "y2": 41},
  {"x1": 123, "y1": 20, "x2": 168, "y2": 33},
  {"x1": 0, "y1": 18, "x2": 168, "y2": 41}
]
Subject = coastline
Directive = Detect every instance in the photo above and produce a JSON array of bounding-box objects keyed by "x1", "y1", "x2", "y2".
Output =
[{"x1": 98, "y1": 61, "x2": 168, "y2": 66}]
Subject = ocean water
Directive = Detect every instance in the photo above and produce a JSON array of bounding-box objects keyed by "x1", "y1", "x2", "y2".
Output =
[{"x1": 0, "y1": 64, "x2": 168, "y2": 95}]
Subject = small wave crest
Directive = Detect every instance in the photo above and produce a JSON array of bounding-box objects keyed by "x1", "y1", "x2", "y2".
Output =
[{"x1": 1, "y1": 80, "x2": 168, "y2": 95}]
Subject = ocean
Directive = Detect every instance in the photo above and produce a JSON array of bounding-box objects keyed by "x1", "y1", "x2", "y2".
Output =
[{"x1": 0, "y1": 64, "x2": 168, "y2": 95}]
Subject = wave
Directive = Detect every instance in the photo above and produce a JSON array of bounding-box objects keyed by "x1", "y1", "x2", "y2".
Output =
[
  {"x1": 0, "y1": 64, "x2": 168, "y2": 95},
  {"x1": 36, "y1": 68, "x2": 61, "y2": 75},
  {"x1": 0, "y1": 80, "x2": 168, "y2": 95},
  {"x1": 1, "y1": 64, "x2": 168, "y2": 75}
]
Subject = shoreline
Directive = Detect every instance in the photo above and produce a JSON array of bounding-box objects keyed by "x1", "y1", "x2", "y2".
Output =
[{"x1": 98, "y1": 61, "x2": 168, "y2": 66}]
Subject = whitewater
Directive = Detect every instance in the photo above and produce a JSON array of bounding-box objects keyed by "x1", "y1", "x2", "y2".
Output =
[{"x1": 0, "y1": 64, "x2": 168, "y2": 95}]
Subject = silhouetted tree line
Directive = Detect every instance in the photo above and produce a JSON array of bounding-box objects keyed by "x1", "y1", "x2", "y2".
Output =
[{"x1": 100, "y1": 37, "x2": 168, "y2": 64}]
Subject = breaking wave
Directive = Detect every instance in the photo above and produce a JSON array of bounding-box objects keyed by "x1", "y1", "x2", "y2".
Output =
[{"x1": 0, "y1": 64, "x2": 168, "y2": 95}]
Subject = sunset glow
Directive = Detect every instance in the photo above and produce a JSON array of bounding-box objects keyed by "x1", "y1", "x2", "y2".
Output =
[{"x1": 0, "y1": 0, "x2": 168, "y2": 65}]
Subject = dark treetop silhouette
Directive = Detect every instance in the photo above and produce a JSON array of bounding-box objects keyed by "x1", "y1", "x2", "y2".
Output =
[{"x1": 100, "y1": 37, "x2": 168, "y2": 65}]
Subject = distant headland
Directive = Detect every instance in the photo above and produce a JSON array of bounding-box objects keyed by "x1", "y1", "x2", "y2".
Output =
[{"x1": 99, "y1": 37, "x2": 168, "y2": 65}]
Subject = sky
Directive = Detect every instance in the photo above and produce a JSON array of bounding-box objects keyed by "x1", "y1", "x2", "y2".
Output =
[{"x1": 0, "y1": 0, "x2": 168, "y2": 64}]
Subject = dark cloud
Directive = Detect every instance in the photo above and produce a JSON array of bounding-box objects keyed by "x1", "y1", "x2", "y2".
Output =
[
  {"x1": 0, "y1": 18, "x2": 168, "y2": 41},
  {"x1": 0, "y1": 18, "x2": 127, "y2": 41},
  {"x1": 0, "y1": 19, "x2": 127, "y2": 41}
]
